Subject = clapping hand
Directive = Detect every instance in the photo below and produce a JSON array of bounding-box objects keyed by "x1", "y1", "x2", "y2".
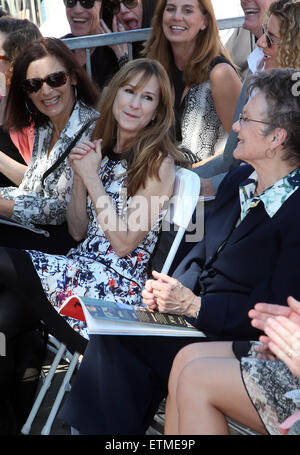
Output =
[
  {"x1": 249, "y1": 296, "x2": 300, "y2": 376},
  {"x1": 263, "y1": 316, "x2": 300, "y2": 378},
  {"x1": 69, "y1": 139, "x2": 103, "y2": 180}
]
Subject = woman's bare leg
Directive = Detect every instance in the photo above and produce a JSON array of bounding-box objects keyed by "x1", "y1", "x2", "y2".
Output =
[
  {"x1": 175, "y1": 357, "x2": 267, "y2": 435},
  {"x1": 164, "y1": 341, "x2": 234, "y2": 434}
]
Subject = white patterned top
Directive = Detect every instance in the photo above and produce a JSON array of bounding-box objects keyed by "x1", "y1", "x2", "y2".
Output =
[{"x1": 0, "y1": 100, "x2": 99, "y2": 229}]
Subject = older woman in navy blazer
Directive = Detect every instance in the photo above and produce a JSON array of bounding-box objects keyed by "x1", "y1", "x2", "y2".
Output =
[{"x1": 60, "y1": 68, "x2": 300, "y2": 435}]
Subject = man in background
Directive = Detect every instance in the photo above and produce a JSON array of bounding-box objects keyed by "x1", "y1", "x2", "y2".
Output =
[{"x1": 61, "y1": 0, "x2": 119, "y2": 90}]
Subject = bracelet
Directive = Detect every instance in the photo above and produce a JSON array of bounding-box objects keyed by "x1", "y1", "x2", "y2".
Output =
[{"x1": 117, "y1": 53, "x2": 129, "y2": 68}]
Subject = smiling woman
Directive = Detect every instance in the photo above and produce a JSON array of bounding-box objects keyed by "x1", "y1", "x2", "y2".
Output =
[
  {"x1": 256, "y1": 0, "x2": 300, "y2": 70},
  {"x1": 0, "y1": 37, "x2": 99, "y2": 253},
  {"x1": 144, "y1": 0, "x2": 242, "y2": 162}
]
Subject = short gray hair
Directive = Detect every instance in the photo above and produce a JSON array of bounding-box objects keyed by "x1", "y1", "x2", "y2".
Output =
[{"x1": 246, "y1": 68, "x2": 300, "y2": 165}]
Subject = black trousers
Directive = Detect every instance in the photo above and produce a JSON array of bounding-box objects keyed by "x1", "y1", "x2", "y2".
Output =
[
  {"x1": 0, "y1": 222, "x2": 78, "y2": 254},
  {"x1": 60, "y1": 334, "x2": 205, "y2": 434},
  {"x1": 0, "y1": 247, "x2": 87, "y2": 402}
]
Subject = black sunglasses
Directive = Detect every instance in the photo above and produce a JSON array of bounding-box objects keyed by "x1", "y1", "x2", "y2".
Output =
[
  {"x1": 105, "y1": 0, "x2": 138, "y2": 15},
  {"x1": 63, "y1": 0, "x2": 100, "y2": 9},
  {"x1": 23, "y1": 71, "x2": 69, "y2": 94}
]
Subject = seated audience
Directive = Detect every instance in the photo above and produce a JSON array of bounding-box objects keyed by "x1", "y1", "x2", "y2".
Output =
[
  {"x1": 164, "y1": 295, "x2": 300, "y2": 435},
  {"x1": 0, "y1": 37, "x2": 99, "y2": 253},
  {"x1": 144, "y1": 0, "x2": 242, "y2": 162},
  {"x1": 59, "y1": 68, "x2": 300, "y2": 435},
  {"x1": 0, "y1": 17, "x2": 41, "y2": 187},
  {"x1": 0, "y1": 58, "x2": 190, "y2": 433},
  {"x1": 195, "y1": 0, "x2": 298, "y2": 197},
  {"x1": 62, "y1": 0, "x2": 126, "y2": 90}
]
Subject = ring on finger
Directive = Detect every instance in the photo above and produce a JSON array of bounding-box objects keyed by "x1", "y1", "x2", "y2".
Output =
[{"x1": 287, "y1": 347, "x2": 295, "y2": 359}]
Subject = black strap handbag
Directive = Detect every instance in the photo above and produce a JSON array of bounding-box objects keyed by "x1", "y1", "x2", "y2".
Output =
[{"x1": 41, "y1": 118, "x2": 96, "y2": 188}]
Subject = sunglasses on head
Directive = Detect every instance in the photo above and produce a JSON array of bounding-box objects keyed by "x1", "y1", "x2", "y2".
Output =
[
  {"x1": 23, "y1": 71, "x2": 69, "y2": 94},
  {"x1": 262, "y1": 24, "x2": 281, "y2": 48},
  {"x1": 105, "y1": 0, "x2": 138, "y2": 15},
  {"x1": 63, "y1": 0, "x2": 99, "y2": 9}
]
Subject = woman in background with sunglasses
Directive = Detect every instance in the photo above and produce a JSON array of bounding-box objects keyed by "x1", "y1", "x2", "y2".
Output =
[
  {"x1": 0, "y1": 37, "x2": 99, "y2": 253},
  {"x1": 256, "y1": 0, "x2": 300, "y2": 70},
  {"x1": 99, "y1": 0, "x2": 156, "y2": 61}
]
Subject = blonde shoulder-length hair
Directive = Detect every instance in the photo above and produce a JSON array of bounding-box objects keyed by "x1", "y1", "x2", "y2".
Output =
[
  {"x1": 143, "y1": 0, "x2": 237, "y2": 86},
  {"x1": 92, "y1": 58, "x2": 190, "y2": 196}
]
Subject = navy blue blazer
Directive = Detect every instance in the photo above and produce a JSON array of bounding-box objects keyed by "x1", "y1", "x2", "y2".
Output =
[{"x1": 173, "y1": 164, "x2": 300, "y2": 341}]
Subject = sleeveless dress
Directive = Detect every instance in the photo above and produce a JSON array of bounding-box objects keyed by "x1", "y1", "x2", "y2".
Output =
[
  {"x1": 26, "y1": 151, "x2": 166, "y2": 339},
  {"x1": 239, "y1": 342, "x2": 300, "y2": 435}
]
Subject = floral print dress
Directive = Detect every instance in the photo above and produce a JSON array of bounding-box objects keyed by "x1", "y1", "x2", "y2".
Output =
[
  {"x1": 240, "y1": 343, "x2": 300, "y2": 435},
  {"x1": 27, "y1": 151, "x2": 166, "y2": 338}
]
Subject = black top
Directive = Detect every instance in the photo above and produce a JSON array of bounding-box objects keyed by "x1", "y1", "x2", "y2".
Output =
[
  {"x1": 62, "y1": 33, "x2": 120, "y2": 90},
  {"x1": 0, "y1": 126, "x2": 26, "y2": 187}
]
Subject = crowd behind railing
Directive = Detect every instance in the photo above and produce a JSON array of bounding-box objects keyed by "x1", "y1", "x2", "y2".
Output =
[{"x1": 0, "y1": 0, "x2": 299, "y2": 438}]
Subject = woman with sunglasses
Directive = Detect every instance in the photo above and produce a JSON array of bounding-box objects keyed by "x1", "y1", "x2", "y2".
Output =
[
  {"x1": 99, "y1": 0, "x2": 156, "y2": 61},
  {"x1": 256, "y1": 0, "x2": 300, "y2": 70},
  {"x1": 143, "y1": 0, "x2": 242, "y2": 163},
  {"x1": 0, "y1": 37, "x2": 99, "y2": 253},
  {"x1": 0, "y1": 58, "x2": 189, "y2": 434}
]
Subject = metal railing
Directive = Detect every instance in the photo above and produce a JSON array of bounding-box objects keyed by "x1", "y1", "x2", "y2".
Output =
[{"x1": 62, "y1": 16, "x2": 245, "y2": 78}]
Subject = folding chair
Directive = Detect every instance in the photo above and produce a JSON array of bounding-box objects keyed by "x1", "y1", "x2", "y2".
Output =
[
  {"x1": 21, "y1": 335, "x2": 80, "y2": 435},
  {"x1": 21, "y1": 166, "x2": 201, "y2": 435}
]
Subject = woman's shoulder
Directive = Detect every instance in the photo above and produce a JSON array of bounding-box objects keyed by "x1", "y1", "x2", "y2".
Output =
[
  {"x1": 77, "y1": 99, "x2": 100, "y2": 118},
  {"x1": 209, "y1": 55, "x2": 238, "y2": 78},
  {"x1": 218, "y1": 164, "x2": 254, "y2": 191},
  {"x1": 157, "y1": 154, "x2": 175, "y2": 177}
]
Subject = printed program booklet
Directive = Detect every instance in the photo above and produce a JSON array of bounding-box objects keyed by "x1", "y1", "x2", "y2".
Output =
[{"x1": 59, "y1": 296, "x2": 205, "y2": 337}]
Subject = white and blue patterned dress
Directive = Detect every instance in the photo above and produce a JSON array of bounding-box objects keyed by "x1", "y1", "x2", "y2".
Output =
[{"x1": 26, "y1": 151, "x2": 166, "y2": 338}]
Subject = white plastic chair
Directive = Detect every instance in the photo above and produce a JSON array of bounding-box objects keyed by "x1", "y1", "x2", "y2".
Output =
[
  {"x1": 21, "y1": 335, "x2": 80, "y2": 435},
  {"x1": 21, "y1": 166, "x2": 201, "y2": 435},
  {"x1": 160, "y1": 167, "x2": 201, "y2": 274}
]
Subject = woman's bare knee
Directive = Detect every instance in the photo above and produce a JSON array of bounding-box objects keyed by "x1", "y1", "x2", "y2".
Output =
[{"x1": 168, "y1": 341, "x2": 233, "y2": 396}]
